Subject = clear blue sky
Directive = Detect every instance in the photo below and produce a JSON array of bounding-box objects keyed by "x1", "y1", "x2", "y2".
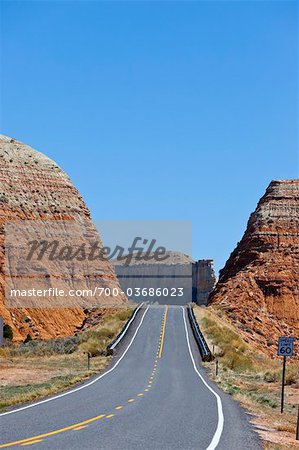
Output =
[{"x1": 1, "y1": 1, "x2": 298, "y2": 275}]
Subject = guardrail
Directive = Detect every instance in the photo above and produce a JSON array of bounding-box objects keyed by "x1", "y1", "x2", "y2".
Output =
[
  {"x1": 106, "y1": 302, "x2": 145, "y2": 355},
  {"x1": 187, "y1": 304, "x2": 213, "y2": 362}
]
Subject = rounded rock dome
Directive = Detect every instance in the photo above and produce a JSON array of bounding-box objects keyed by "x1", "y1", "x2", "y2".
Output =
[
  {"x1": 0, "y1": 135, "x2": 126, "y2": 340},
  {"x1": 0, "y1": 134, "x2": 89, "y2": 219}
]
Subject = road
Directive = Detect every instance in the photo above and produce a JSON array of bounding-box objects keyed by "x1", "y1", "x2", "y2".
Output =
[{"x1": 0, "y1": 305, "x2": 260, "y2": 449}]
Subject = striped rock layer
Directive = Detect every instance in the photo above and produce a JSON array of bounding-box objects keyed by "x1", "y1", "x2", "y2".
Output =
[
  {"x1": 208, "y1": 180, "x2": 299, "y2": 356},
  {"x1": 0, "y1": 134, "x2": 127, "y2": 341}
]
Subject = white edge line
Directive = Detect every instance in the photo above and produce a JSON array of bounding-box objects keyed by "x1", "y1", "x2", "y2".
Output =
[
  {"x1": 110, "y1": 302, "x2": 143, "y2": 349},
  {"x1": 0, "y1": 306, "x2": 149, "y2": 417},
  {"x1": 181, "y1": 306, "x2": 224, "y2": 450}
]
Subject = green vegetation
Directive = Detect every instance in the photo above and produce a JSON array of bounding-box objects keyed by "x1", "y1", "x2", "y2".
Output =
[
  {"x1": 79, "y1": 309, "x2": 132, "y2": 356},
  {"x1": 200, "y1": 315, "x2": 255, "y2": 372},
  {"x1": 3, "y1": 324, "x2": 13, "y2": 340}
]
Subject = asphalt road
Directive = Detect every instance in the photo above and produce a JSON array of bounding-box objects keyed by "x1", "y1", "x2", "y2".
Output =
[{"x1": 0, "y1": 305, "x2": 261, "y2": 449}]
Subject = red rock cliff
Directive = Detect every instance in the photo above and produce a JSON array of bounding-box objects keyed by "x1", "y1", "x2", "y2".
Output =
[
  {"x1": 208, "y1": 180, "x2": 299, "y2": 355},
  {"x1": 0, "y1": 134, "x2": 127, "y2": 341}
]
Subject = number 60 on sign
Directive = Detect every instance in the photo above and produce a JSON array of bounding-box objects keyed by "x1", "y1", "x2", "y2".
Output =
[{"x1": 278, "y1": 337, "x2": 294, "y2": 356}]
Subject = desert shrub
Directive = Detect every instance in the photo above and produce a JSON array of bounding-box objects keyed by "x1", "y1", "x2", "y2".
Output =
[
  {"x1": 115, "y1": 309, "x2": 132, "y2": 321},
  {"x1": 80, "y1": 338, "x2": 105, "y2": 357},
  {"x1": 0, "y1": 347, "x2": 10, "y2": 358},
  {"x1": 263, "y1": 365, "x2": 298, "y2": 385},
  {"x1": 222, "y1": 350, "x2": 253, "y2": 372},
  {"x1": 226, "y1": 384, "x2": 241, "y2": 395},
  {"x1": 8, "y1": 308, "x2": 132, "y2": 359},
  {"x1": 95, "y1": 328, "x2": 116, "y2": 339},
  {"x1": 3, "y1": 324, "x2": 13, "y2": 341},
  {"x1": 201, "y1": 315, "x2": 254, "y2": 372},
  {"x1": 254, "y1": 395, "x2": 277, "y2": 409},
  {"x1": 285, "y1": 366, "x2": 298, "y2": 385},
  {"x1": 14, "y1": 335, "x2": 80, "y2": 356},
  {"x1": 263, "y1": 370, "x2": 280, "y2": 383}
]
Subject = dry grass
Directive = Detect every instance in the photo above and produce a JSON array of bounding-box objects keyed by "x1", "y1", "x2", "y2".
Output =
[
  {"x1": 194, "y1": 306, "x2": 299, "y2": 449},
  {"x1": 0, "y1": 307, "x2": 133, "y2": 411}
]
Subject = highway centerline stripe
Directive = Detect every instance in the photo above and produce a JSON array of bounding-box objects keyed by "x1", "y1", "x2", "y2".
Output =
[
  {"x1": 0, "y1": 307, "x2": 150, "y2": 418},
  {"x1": 0, "y1": 414, "x2": 107, "y2": 448},
  {"x1": 115, "y1": 406, "x2": 123, "y2": 410},
  {"x1": 158, "y1": 305, "x2": 168, "y2": 358},
  {"x1": 20, "y1": 441, "x2": 43, "y2": 447},
  {"x1": 106, "y1": 414, "x2": 115, "y2": 419},
  {"x1": 0, "y1": 305, "x2": 161, "y2": 449}
]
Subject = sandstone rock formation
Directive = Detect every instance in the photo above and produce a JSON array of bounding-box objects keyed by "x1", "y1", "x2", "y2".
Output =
[
  {"x1": 192, "y1": 260, "x2": 216, "y2": 305},
  {"x1": 0, "y1": 134, "x2": 127, "y2": 341},
  {"x1": 113, "y1": 251, "x2": 216, "y2": 305},
  {"x1": 208, "y1": 180, "x2": 299, "y2": 356}
]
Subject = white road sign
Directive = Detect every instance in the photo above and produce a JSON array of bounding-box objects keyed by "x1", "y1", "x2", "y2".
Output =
[{"x1": 278, "y1": 337, "x2": 294, "y2": 356}]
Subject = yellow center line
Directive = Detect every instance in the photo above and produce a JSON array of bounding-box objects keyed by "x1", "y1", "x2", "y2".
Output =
[
  {"x1": 137, "y1": 393, "x2": 143, "y2": 397},
  {"x1": 0, "y1": 414, "x2": 106, "y2": 448},
  {"x1": 1, "y1": 307, "x2": 168, "y2": 449},
  {"x1": 20, "y1": 441, "x2": 43, "y2": 447},
  {"x1": 158, "y1": 306, "x2": 168, "y2": 358}
]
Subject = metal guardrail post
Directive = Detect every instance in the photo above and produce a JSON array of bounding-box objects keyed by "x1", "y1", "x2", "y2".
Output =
[
  {"x1": 187, "y1": 305, "x2": 213, "y2": 362},
  {"x1": 107, "y1": 302, "x2": 145, "y2": 355}
]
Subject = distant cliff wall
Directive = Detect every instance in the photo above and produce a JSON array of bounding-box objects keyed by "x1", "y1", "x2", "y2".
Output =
[
  {"x1": 192, "y1": 260, "x2": 217, "y2": 305},
  {"x1": 112, "y1": 252, "x2": 216, "y2": 305}
]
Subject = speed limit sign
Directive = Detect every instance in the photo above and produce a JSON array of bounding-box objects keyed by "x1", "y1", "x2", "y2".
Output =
[
  {"x1": 278, "y1": 336, "x2": 295, "y2": 413},
  {"x1": 278, "y1": 337, "x2": 294, "y2": 356}
]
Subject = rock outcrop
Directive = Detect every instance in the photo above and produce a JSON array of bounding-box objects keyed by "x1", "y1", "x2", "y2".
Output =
[
  {"x1": 0, "y1": 134, "x2": 126, "y2": 341},
  {"x1": 113, "y1": 251, "x2": 216, "y2": 305},
  {"x1": 208, "y1": 180, "x2": 299, "y2": 356},
  {"x1": 192, "y1": 260, "x2": 216, "y2": 305}
]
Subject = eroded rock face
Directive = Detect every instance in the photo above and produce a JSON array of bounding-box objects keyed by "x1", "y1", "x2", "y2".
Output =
[
  {"x1": 208, "y1": 180, "x2": 299, "y2": 356},
  {"x1": 113, "y1": 251, "x2": 216, "y2": 305},
  {"x1": 192, "y1": 260, "x2": 216, "y2": 305},
  {"x1": 0, "y1": 134, "x2": 126, "y2": 341}
]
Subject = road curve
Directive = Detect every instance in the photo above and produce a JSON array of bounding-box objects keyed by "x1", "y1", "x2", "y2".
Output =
[{"x1": 0, "y1": 305, "x2": 260, "y2": 449}]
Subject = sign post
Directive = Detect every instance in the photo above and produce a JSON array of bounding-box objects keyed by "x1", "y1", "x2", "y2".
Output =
[
  {"x1": 296, "y1": 405, "x2": 299, "y2": 441},
  {"x1": 277, "y1": 336, "x2": 294, "y2": 414},
  {"x1": 281, "y1": 355, "x2": 286, "y2": 414}
]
